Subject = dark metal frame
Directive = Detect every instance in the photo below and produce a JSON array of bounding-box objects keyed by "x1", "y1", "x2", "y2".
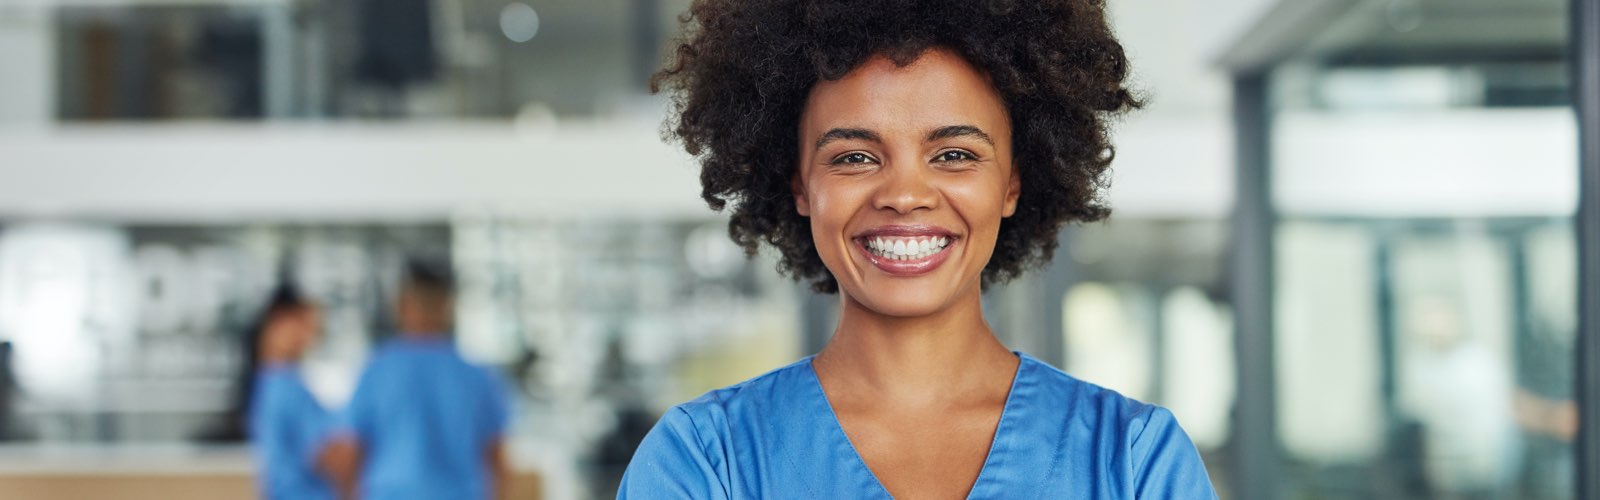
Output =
[
  {"x1": 1230, "y1": 72, "x2": 1280, "y2": 500},
  {"x1": 1574, "y1": 0, "x2": 1600, "y2": 498}
]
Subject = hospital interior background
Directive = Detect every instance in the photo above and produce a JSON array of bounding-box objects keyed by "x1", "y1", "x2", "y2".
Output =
[{"x1": 0, "y1": 0, "x2": 1595, "y2": 498}]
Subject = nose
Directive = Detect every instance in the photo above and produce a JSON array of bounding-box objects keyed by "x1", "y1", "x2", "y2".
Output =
[{"x1": 872, "y1": 160, "x2": 939, "y2": 215}]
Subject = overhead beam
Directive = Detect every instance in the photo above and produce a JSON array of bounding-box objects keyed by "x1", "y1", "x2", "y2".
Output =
[{"x1": 1215, "y1": 0, "x2": 1360, "y2": 72}]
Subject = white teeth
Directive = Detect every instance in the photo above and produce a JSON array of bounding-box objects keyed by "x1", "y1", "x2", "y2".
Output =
[{"x1": 864, "y1": 235, "x2": 952, "y2": 260}]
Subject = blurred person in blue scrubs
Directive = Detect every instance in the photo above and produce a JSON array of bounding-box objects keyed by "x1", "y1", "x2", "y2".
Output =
[
  {"x1": 345, "y1": 263, "x2": 512, "y2": 500},
  {"x1": 623, "y1": 0, "x2": 1216, "y2": 497},
  {"x1": 250, "y1": 287, "x2": 358, "y2": 500}
]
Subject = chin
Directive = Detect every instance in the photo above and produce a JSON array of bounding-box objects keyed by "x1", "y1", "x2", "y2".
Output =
[{"x1": 843, "y1": 278, "x2": 969, "y2": 319}]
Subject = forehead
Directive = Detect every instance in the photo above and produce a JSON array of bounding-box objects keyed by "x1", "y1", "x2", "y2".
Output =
[{"x1": 801, "y1": 49, "x2": 1010, "y2": 137}]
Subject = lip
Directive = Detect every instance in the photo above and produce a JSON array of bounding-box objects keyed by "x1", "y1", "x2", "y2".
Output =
[{"x1": 852, "y1": 224, "x2": 959, "y2": 277}]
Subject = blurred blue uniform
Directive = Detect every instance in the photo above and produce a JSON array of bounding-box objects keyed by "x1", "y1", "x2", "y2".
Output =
[
  {"x1": 250, "y1": 365, "x2": 338, "y2": 500},
  {"x1": 619, "y1": 352, "x2": 1218, "y2": 499},
  {"x1": 346, "y1": 336, "x2": 512, "y2": 500}
]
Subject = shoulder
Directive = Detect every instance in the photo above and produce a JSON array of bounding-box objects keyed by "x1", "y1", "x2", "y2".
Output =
[
  {"x1": 1017, "y1": 353, "x2": 1157, "y2": 422},
  {"x1": 471, "y1": 364, "x2": 511, "y2": 399},
  {"x1": 363, "y1": 340, "x2": 408, "y2": 368},
  {"x1": 251, "y1": 369, "x2": 299, "y2": 413},
  {"x1": 621, "y1": 359, "x2": 813, "y2": 498},
  {"x1": 645, "y1": 356, "x2": 815, "y2": 450},
  {"x1": 1015, "y1": 354, "x2": 1185, "y2": 460},
  {"x1": 255, "y1": 367, "x2": 312, "y2": 398},
  {"x1": 670, "y1": 356, "x2": 814, "y2": 428},
  {"x1": 350, "y1": 341, "x2": 414, "y2": 395},
  {"x1": 1016, "y1": 354, "x2": 1217, "y2": 497}
]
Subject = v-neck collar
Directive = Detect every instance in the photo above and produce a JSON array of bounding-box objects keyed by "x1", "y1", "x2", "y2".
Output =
[{"x1": 803, "y1": 352, "x2": 1032, "y2": 499}]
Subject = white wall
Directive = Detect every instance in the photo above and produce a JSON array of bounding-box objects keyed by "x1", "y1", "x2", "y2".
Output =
[
  {"x1": 1274, "y1": 108, "x2": 1579, "y2": 217},
  {"x1": 0, "y1": 122, "x2": 709, "y2": 221}
]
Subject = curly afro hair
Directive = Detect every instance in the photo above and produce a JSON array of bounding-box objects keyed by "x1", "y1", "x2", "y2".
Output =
[{"x1": 653, "y1": 0, "x2": 1140, "y2": 294}]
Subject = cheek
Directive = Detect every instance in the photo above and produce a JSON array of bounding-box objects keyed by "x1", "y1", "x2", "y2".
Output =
[
  {"x1": 803, "y1": 180, "x2": 861, "y2": 232},
  {"x1": 942, "y1": 175, "x2": 1012, "y2": 223},
  {"x1": 803, "y1": 181, "x2": 870, "y2": 269}
]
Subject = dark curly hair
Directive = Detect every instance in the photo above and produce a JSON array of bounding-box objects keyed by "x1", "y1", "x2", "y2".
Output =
[{"x1": 653, "y1": 0, "x2": 1140, "y2": 293}]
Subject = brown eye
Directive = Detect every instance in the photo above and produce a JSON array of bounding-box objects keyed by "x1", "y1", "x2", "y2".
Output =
[
  {"x1": 935, "y1": 150, "x2": 977, "y2": 162},
  {"x1": 833, "y1": 152, "x2": 875, "y2": 164}
]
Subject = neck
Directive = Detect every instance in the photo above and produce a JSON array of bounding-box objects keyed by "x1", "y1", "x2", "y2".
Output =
[
  {"x1": 400, "y1": 328, "x2": 448, "y2": 338},
  {"x1": 258, "y1": 352, "x2": 298, "y2": 367},
  {"x1": 814, "y1": 287, "x2": 1016, "y2": 407}
]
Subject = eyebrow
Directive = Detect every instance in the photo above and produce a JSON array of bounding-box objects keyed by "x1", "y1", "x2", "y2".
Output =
[
  {"x1": 926, "y1": 125, "x2": 994, "y2": 146},
  {"x1": 813, "y1": 128, "x2": 880, "y2": 151},
  {"x1": 812, "y1": 124, "x2": 995, "y2": 152}
]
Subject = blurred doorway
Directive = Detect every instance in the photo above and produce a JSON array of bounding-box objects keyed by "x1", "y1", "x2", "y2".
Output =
[{"x1": 1221, "y1": 0, "x2": 1591, "y2": 498}]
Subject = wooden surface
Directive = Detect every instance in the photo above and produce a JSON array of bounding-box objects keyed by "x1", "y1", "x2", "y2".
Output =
[
  {"x1": 0, "y1": 445, "x2": 543, "y2": 499},
  {"x1": 0, "y1": 470, "x2": 543, "y2": 499}
]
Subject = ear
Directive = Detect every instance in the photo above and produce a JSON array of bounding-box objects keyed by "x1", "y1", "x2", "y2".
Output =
[
  {"x1": 792, "y1": 171, "x2": 811, "y2": 217},
  {"x1": 1001, "y1": 163, "x2": 1021, "y2": 217}
]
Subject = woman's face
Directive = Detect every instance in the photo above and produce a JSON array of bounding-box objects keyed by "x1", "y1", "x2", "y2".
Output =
[
  {"x1": 261, "y1": 305, "x2": 321, "y2": 362},
  {"x1": 794, "y1": 48, "x2": 1019, "y2": 318}
]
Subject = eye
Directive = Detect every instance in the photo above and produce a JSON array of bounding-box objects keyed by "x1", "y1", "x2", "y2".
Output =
[
  {"x1": 831, "y1": 152, "x2": 877, "y2": 165},
  {"x1": 934, "y1": 150, "x2": 977, "y2": 162}
]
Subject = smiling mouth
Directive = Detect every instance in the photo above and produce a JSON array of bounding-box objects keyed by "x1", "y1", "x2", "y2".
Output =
[
  {"x1": 862, "y1": 235, "x2": 951, "y2": 260},
  {"x1": 852, "y1": 227, "x2": 959, "y2": 276}
]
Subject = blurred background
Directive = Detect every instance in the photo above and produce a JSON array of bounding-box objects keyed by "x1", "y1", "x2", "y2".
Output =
[{"x1": 0, "y1": 0, "x2": 1595, "y2": 498}]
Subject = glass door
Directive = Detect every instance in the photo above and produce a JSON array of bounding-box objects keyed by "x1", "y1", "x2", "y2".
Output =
[{"x1": 1264, "y1": 0, "x2": 1579, "y2": 497}]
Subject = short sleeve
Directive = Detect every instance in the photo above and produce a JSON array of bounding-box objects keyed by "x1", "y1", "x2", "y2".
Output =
[
  {"x1": 616, "y1": 407, "x2": 727, "y2": 500},
  {"x1": 342, "y1": 363, "x2": 381, "y2": 443},
  {"x1": 480, "y1": 369, "x2": 513, "y2": 443},
  {"x1": 250, "y1": 372, "x2": 291, "y2": 454},
  {"x1": 251, "y1": 369, "x2": 337, "y2": 489},
  {"x1": 296, "y1": 403, "x2": 338, "y2": 464},
  {"x1": 1129, "y1": 406, "x2": 1219, "y2": 500}
]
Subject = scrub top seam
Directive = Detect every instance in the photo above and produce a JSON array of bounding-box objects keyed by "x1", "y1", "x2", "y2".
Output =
[
  {"x1": 967, "y1": 351, "x2": 1030, "y2": 499},
  {"x1": 1126, "y1": 403, "x2": 1160, "y2": 484},
  {"x1": 771, "y1": 367, "x2": 822, "y2": 499},
  {"x1": 804, "y1": 357, "x2": 895, "y2": 499},
  {"x1": 674, "y1": 405, "x2": 731, "y2": 499}
]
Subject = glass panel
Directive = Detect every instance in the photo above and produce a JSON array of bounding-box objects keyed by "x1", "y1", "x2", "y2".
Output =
[
  {"x1": 1274, "y1": 221, "x2": 1385, "y2": 465},
  {"x1": 1267, "y1": 0, "x2": 1577, "y2": 497},
  {"x1": 1062, "y1": 282, "x2": 1155, "y2": 402}
]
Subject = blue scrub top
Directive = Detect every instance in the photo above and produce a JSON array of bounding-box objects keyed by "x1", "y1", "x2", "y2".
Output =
[
  {"x1": 345, "y1": 336, "x2": 512, "y2": 500},
  {"x1": 251, "y1": 365, "x2": 338, "y2": 500},
  {"x1": 619, "y1": 352, "x2": 1217, "y2": 499}
]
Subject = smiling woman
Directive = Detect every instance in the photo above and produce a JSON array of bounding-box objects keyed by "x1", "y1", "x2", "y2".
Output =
[
  {"x1": 621, "y1": 1, "x2": 1218, "y2": 498},
  {"x1": 796, "y1": 50, "x2": 1018, "y2": 320}
]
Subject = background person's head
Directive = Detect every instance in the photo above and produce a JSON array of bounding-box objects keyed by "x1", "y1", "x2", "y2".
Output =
[
  {"x1": 257, "y1": 286, "x2": 321, "y2": 364},
  {"x1": 395, "y1": 260, "x2": 455, "y2": 336}
]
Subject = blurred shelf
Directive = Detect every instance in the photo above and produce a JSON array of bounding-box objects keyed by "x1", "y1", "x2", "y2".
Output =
[{"x1": 0, "y1": 120, "x2": 708, "y2": 222}]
